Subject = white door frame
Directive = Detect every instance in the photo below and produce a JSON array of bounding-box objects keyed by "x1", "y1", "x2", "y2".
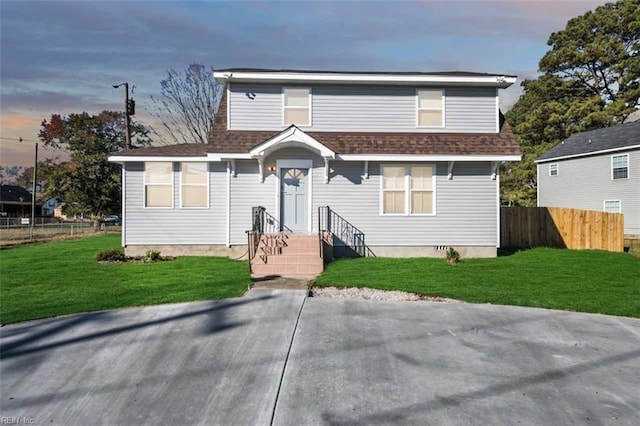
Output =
[{"x1": 276, "y1": 159, "x2": 313, "y2": 233}]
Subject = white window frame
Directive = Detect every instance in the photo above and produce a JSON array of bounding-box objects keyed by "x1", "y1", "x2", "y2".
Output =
[
  {"x1": 611, "y1": 154, "x2": 629, "y2": 180},
  {"x1": 144, "y1": 162, "x2": 174, "y2": 209},
  {"x1": 380, "y1": 164, "x2": 436, "y2": 216},
  {"x1": 282, "y1": 87, "x2": 312, "y2": 127},
  {"x1": 549, "y1": 163, "x2": 558, "y2": 176},
  {"x1": 603, "y1": 200, "x2": 621, "y2": 213},
  {"x1": 179, "y1": 162, "x2": 210, "y2": 209},
  {"x1": 416, "y1": 89, "x2": 445, "y2": 128}
]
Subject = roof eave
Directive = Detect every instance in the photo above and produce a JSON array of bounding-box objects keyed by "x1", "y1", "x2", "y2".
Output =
[
  {"x1": 213, "y1": 71, "x2": 516, "y2": 88},
  {"x1": 535, "y1": 144, "x2": 640, "y2": 163}
]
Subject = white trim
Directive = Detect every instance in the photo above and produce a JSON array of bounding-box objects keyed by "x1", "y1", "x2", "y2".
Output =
[
  {"x1": 179, "y1": 162, "x2": 210, "y2": 209},
  {"x1": 536, "y1": 164, "x2": 540, "y2": 207},
  {"x1": 324, "y1": 158, "x2": 330, "y2": 184},
  {"x1": 495, "y1": 88, "x2": 499, "y2": 133},
  {"x1": 282, "y1": 87, "x2": 312, "y2": 127},
  {"x1": 379, "y1": 163, "x2": 436, "y2": 216},
  {"x1": 276, "y1": 159, "x2": 313, "y2": 233},
  {"x1": 339, "y1": 154, "x2": 521, "y2": 162},
  {"x1": 447, "y1": 161, "x2": 455, "y2": 180},
  {"x1": 226, "y1": 84, "x2": 230, "y2": 131},
  {"x1": 213, "y1": 71, "x2": 517, "y2": 88},
  {"x1": 496, "y1": 169, "x2": 501, "y2": 248},
  {"x1": 208, "y1": 153, "x2": 253, "y2": 161},
  {"x1": 535, "y1": 145, "x2": 640, "y2": 163},
  {"x1": 226, "y1": 160, "x2": 231, "y2": 247},
  {"x1": 110, "y1": 155, "x2": 208, "y2": 163},
  {"x1": 363, "y1": 161, "x2": 369, "y2": 179},
  {"x1": 121, "y1": 165, "x2": 126, "y2": 247},
  {"x1": 549, "y1": 163, "x2": 558, "y2": 176},
  {"x1": 249, "y1": 126, "x2": 335, "y2": 159},
  {"x1": 416, "y1": 89, "x2": 445, "y2": 128},
  {"x1": 143, "y1": 161, "x2": 174, "y2": 209},
  {"x1": 611, "y1": 153, "x2": 629, "y2": 180},
  {"x1": 603, "y1": 199, "x2": 621, "y2": 213}
]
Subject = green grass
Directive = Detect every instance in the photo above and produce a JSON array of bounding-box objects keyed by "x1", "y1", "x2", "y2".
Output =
[
  {"x1": 0, "y1": 235, "x2": 251, "y2": 324},
  {"x1": 316, "y1": 248, "x2": 640, "y2": 317}
]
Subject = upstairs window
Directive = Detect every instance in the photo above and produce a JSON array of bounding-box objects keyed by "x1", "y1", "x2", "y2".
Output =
[
  {"x1": 549, "y1": 163, "x2": 558, "y2": 176},
  {"x1": 283, "y1": 88, "x2": 311, "y2": 126},
  {"x1": 612, "y1": 154, "x2": 628, "y2": 179},
  {"x1": 181, "y1": 162, "x2": 208, "y2": 208},
  {"x1": 417, "y1": 89, "x2": 444, "y2": 127},
  {"x1": 145, "y1": 162, "x2": 173, "y2": 208}
]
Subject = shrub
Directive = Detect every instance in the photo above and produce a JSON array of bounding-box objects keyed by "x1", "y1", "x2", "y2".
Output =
[
  {"x1": 95, "y1": 248, "x2": 126, "y2": 262},
  {"x1": 446, "y1": 247, "x2": 460, "y2": 265},
  {"x1": 146, "y1": 250, "x2": 162, "y2": 262}
]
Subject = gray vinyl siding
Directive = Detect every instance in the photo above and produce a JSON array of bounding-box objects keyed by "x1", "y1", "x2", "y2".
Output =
[
  {"x1": 228, "y1": 84, "x2": 497, "y2": 133},
  {"x1": 226, "y1": 148, "x2": 498, "y2": 246},
  {"x1": 537, "y1": 149, "x2": 640, "y2": 235},
  {"x1": 123, "y1": 162, "x2": 227, "y2": 245}
]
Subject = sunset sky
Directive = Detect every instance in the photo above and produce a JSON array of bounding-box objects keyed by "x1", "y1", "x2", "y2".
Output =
[{"x1": 1, "y1": 0, "x2": 606, "y2": 167}]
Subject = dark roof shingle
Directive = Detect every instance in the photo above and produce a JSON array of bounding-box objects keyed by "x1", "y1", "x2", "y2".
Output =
[{"x1": 537, "y1": 121, "x2": 640, "y2": 162}]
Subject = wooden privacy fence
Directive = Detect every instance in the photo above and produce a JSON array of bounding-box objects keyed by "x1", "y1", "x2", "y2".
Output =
[{"x1": 501, "y1": 207, "x2": 624, "y2": 252}]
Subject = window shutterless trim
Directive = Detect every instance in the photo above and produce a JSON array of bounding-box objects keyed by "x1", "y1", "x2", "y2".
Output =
[
  {"x1": 379, "y1": 163, "x2": 436, "y2": 216},
  {"x1": 282, "y1": 87, "x2": 312, "y2": 127},
  {"x1": 549, "y1": 163, "x2": 558, "y2": 176},
  {"x1": 603, "y1": 199, "x2": 621, "y2": 213},
  {"x1": 144, "y1": 162, "x2": 174, "y2": 209},
  {"x1": 415, "y1": 89, "x2": 445, "y2": 128},
  {"x1": 179, "y1": 162, "x2": 210, "y2": 209},
  {"x1": 611, "y1": 153, "x2": 629, "y2": 180}
]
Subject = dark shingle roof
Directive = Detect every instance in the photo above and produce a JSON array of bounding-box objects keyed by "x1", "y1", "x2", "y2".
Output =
[
  {"x1": 0, "y1": 185, "x2": 32, "y2": 203},
  {"x1": 537, "y1": 121, "x2": 640, "y2": 162},
  {"x1": 121, "y1": 85, "x2": 521, "y2": 158}
]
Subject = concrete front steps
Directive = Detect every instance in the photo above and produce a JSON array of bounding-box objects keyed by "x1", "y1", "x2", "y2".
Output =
[{"x1": 250, "y1": 233, "x2": 324, "y2": 278}]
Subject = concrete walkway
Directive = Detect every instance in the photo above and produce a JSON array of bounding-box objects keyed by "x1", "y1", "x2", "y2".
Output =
[{"x1": 2, "y1": 293, "x2": 639, "y2": 425}]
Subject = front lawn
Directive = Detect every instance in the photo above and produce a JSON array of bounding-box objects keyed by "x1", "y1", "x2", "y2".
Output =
[
  {"x1": 1, "y1": 235, "x2": 251, "y2": 324},
  {"x1": 316, "y1": 248, "x2": 640, "y2": 317}
]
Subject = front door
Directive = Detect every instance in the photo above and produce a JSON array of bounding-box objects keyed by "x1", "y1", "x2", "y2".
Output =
[{"x1": 280, "y1": 168, "x2": 308, "y2": 232}]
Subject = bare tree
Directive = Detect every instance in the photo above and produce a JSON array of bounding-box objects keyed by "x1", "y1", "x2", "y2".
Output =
[{"x1": 148, "y1": 64, "x2": 223, "y2": 145}]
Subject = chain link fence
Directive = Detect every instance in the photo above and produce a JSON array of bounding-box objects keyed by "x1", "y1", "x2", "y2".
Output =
[{"x1": 0, "y1": 217, "x2": 120, "y2": 243}]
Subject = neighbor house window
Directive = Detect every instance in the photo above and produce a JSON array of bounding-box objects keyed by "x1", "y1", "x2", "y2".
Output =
[
  {"x1": 181, "y1": 162, "x2": 208, "y2": 208},
  {"x1": 604, "y1": 200, "x2": 621, "y2": 213},
  {"x1": 549, "y1": 163, "x2": 558, "y2": 176},
  {"x1": 145, "y1": 162, "x2": 173, "y2": 208},
  {"x1": 417, "y1": 89, "x2": 444, "y2": 127},
  {"x1": 382, "y1": 165, "x2": 435, "y2": 215},
  {"x1": 612, "y1": 154, "x2": 628, "y2": 179},
  {"x1": 283, "y1": 88, "x2": 310, "y2": 126}
]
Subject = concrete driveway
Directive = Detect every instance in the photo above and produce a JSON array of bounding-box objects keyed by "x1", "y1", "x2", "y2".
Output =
[{"x1": 2, "y1": 291, "x2": 639, "y2": 425}]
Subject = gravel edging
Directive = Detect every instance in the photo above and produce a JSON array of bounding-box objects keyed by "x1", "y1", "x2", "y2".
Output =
[{"x1": 310, "y1": 286, "x2": 462, "y2": 303}]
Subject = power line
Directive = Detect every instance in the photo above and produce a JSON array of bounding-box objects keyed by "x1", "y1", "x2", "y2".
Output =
[{"x1": 0, "y1": 136, "x2": 38, "y2": 143}]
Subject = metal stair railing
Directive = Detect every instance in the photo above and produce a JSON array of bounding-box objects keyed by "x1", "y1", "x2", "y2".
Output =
[{"x1": 318, "y1": 206, "x2": 374, "y2": 258}]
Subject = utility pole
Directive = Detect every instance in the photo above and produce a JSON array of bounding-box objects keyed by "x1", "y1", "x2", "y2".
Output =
[
  {"x1": 29, "y1": 143, "x2": 38, "y2": 240},
  {"x1": 113, "y1": 82, "x2": 134, "y2": 150}
]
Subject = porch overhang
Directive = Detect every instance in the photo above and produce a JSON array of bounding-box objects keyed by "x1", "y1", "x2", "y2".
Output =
[{"x1": 248, "y1": 125, "x2": 336, "y2": 160}]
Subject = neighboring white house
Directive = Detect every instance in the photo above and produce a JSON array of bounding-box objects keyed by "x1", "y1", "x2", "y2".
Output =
[
  {"x1": 536, "y1": 121, "x2": 640, "y2": 236},
  {"x1": 109, "y1": 69, "x2": 521, "y2": 269}
]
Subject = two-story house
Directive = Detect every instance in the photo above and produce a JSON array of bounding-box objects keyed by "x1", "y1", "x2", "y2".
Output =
[
  {"x1": 110, "y1": 69, "x2": 521, "y2": 276},
  {"x1": 536, "y1": 121, "x2": 640, "y2": 236}
]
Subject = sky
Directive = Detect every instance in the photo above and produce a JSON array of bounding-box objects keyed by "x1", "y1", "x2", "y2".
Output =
[{"x1": 0, "y1": 0, "x2": 607, "y2": 168}]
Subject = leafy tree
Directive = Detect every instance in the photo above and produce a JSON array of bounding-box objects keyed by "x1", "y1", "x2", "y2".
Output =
[
  {"x1": 148, "y1": 63, "x2": 223, "y2": 145},
  {"x1": 15, "y1": 159, "x2": 60, "y2": 200},
  {"x1": 502, "y1": 0, "x2": 639, "y2": 206},
  {"x1": 539, "y1": 0, "x2": 640, "y2": 123},
  {"x1": 38, "y1": 111, "x2": 151, "y2": 216}
]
